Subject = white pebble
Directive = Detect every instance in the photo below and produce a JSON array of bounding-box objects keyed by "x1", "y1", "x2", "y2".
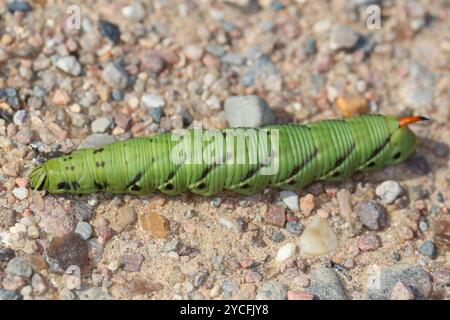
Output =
[
  {"x1": 375, "y1": 180, "x2": 403, "y2": 204},
  {"x1": 219, "y1": 217, "x2": 236, "y2": 231},
  {"x1": 276, "y1": 242, "x2": 297, "y2": 262},
  {"x1": 280, "y1": 191, "x2": 299, "y2": 211},
  {"x1": 12, "y1": 187, "x2": 28, "y2": 200}
]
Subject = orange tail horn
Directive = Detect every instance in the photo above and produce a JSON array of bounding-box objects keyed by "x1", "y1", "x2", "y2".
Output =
[{"x1": 399, "y1": 116, "x2": 429, "y2": 127}]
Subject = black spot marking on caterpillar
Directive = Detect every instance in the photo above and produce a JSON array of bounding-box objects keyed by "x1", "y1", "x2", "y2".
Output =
[
  {"x1": 93, "y1": 148, "x2": 104, "y2": 154},
  {"x1": 71, "y1": 166, "x2": 75, "y2": 170},
  {"x1": 166, "y1": 170, "x2": 177, "y2": 181},
  {"x1": 126, "y1": 172, "x2": 143, "y2": 188},
  {"x1": 393, "y1": 151, "x2": 401, "y2": 160},
  {"x1": 368, "y1": 161, "x2": 376, "y2": 167},
  {"x1": 332, "y1": 171, "x2": 341, "y2": 177},
  {"x1": 63, "y1": 158, "x2": 68, "y2": 162},
  {"x1": 57, "y1": 181, "x2": 70, "y2": 190},
  {"x1": 199, "y1": 166, "x2": 212, "y2": 180},
  {"x1": 68, "y1": 156, "x2": 73, "y2": 160},
  {"x1": 94, "y1": 180, "x2": 105, "y2": 190},
  {"x1": 165, "y1": 183, "x2": 174, "y2": 190},
  {"x1": 95, "y1": 161, "x2": 105, "y2": 168},
  {"x1": 240, "y1": 183, "x2": 250, "y2": 189},
  {"x1": 197, "y1": 182, "x2": 207, "y2": 190},
  {"x1": 288, "y1": 179, "x2": 297, "y2": 185},
  {"x1": 71, "y1": 181, "x2": 80, "y2": 190},
  {"x1": 244, "y1": 167, "x2": 260, "y2": 180},
  {"x1": 131, "y1": 185, "x2": 142, "y2": 191}
]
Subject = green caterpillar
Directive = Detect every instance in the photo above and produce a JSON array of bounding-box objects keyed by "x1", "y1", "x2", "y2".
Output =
[{"x1": 29, "y1": 114, "x2": 426, "y2": 196}]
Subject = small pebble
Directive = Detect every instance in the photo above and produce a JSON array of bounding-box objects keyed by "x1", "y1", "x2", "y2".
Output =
[
  {"x1": 287, "y1": 291, "x2": 315, "y2": 300},
  {"x1": 276, "y1": 242, "x2": 296, "y2": 262},
  {"x1": 256, "y1": 281, "x2": 288, "y2": 300},
  {"x1": 99, "y1": 20, "x2": 121, "y2": 44},
  {"x1": 418, "y1": 240, "x2": 437, "y2": 258},
  {"x1": 119, "y1": 252, "x2": 144, "y2": 272},
  {"x1": 299, "y1": 194, "x2": 315, "y2": 216},
  {"x1": 358, "y1": 233, "x2": 381, "y2": 252},
  {"x1": 355, "y1": 201, "x2": 387, "y2": 230},
  {"x1": 285, "y1": 221, "x2": 303, "y2": 235},
  {"x1": 375, "y1": 180, "x2": 403, "y2": 204},
  {"x1": 280, "y1": 191, "x2": 299, "y2": 211},
  {"x1": 91, "y1": 117, "x2": 113, "y2": 133},
  {"x1": 5, "y1": 257, "x2": 32, "y2": 278},
  {"x1": 224, "y1": 95, "x2": 276, "y2": 128},
  {"x1": 102, "y1": 63, "x2": 129, "y2": 89},
  {"x1": 75, "y1": 221, "x2": 93, "y2": 240},
  {"x1": 265, "y1": 206, "x2": 286, "y2": 227},
  {"x1": 390, "y1": 281, "x2": 415, "y2": 300},
  {"x1": 329, "y1": 24, "x2": 359, "y2": 51},
  {"x1": 336, "y1": 95, "x2": 369, "y2": 117},
  {"x1": 299, "y1": 217, "x2": 338, "y2": 256},
  {"x1": 139, "y1": 211, "x2": 170, "y2": 239},
  {"x1": 13, "y1": 110, "x2": 29, "y2": 125},
  {"x1": 12, "y1": 187, "x2": 28, "y2": 200},
  {"x1": 56, "y1": 56, "x2": 82, "y2": 76}
]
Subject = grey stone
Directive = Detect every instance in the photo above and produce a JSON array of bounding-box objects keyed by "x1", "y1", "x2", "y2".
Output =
[
  {"x1": 56, "y1": 56, "x2": 82, "y2": 76},
  {"x1": 286, "y1": 221, "x2": 303, "y2": 235},
  {"x1": 306, "y1": 267, "x2": 348, "y2": 300},
  {"x1": 256, "y1": 281, "x2": 288, "y2": 300},
  {"x1": 366, "y1": 264, "x2": 432, "y2": 300},
  {"x1": 0, "y1": 289, "x2": 22, "y2": 300},
  {"x1": 75, "y1": 221, "x2": 93, "y2": 240},
  {"x1": 355, "y1": 201, "x2": 387, "y2": 230},
  {"x1": 330, "y1": 24, "x2": 359, "y2": 51},
  {"x1": 418, "y1": 240, "x2": 437, "y2": 258},
  {"x1": 400, "y1": 62, "x2": 435, "y2": 110},
  {"x1": 76, "y1": 287, "x2": 111, "y2": 300},
  {"x1": 221, "y1": 53, "x2": 246, "y2": 65},
  {"x1": 142, "y1": 94, "x2": 166, "y2": 109},
  {"x1": 102, "y1": 63, "x2": 129, "y2": 89},
  {"x1": 73, "y1": 202, "x2": 93, "y2": 221},
  {"x1": 5, "y1": 257, "x2": 33, "y2": 278},
  {"x1": 78, "y1": 134, "x2": 116, "y2": 149},
  {"x1": 91, "y1": 117, "x2": 113, "y2": 133},
  {"x1": 224, "y1": 95, "x2": 276, "y2": 128},
  {"x1": 13, "y1": 110, "x2": 29, "y2": 125}
]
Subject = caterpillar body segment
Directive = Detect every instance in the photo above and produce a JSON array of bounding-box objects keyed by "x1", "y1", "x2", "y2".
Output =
[{"x1": 30, "y1": 114, "x2": 425, "y2": 196}]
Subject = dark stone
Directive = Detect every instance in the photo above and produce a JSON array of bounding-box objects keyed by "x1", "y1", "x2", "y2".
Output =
[
  {"x1": 99, "y1": 20, "x2": 121, "y2": 44},
  {"x1": 7, "y1": 1, "x2": 32, "y2": 14},
  {"x1": 407, "y1": 154, "x2": 430, "y2": 175},
  {"x1": 0, "y1": 248, "x2": 16, "y2": 262},
  {"x1": 355, "y1": 201, "x2": 387, "y2": 230},
  {"x1": 45, "y1": 233, "x2": 89, "y2": 273},
  {"x1": 418, "y1": 240, "x2": 437, "y2": 258}
]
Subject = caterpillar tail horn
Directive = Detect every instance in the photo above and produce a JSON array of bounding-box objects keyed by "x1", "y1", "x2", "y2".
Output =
[{"x1": 399, "y1": 116, "x2": 429, "y2": 127}]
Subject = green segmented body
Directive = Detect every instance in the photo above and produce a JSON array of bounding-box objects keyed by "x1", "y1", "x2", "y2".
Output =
[{"x1": 30, "y1": 114, "x2": 419, "y2": 196}]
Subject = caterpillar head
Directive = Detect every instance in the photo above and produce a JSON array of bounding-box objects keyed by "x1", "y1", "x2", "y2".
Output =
[
  {"x1": 385, "y1": 116, "x2": 428, "y2": 165},
  {"x1": 29, "y1": 164, "x2": 48, "y2": 191}
]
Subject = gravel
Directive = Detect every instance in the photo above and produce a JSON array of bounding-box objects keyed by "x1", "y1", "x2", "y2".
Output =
[
  {"x1": 56, "y1": 56, "x2": 82, "y2": 76},
  {"x1": 329, "y1": 24, "x2": 359, "y2": 51},
  {"x1": 5, "y1": 257, "x2": 33, "y2": 278},
  {"x1": 256, "y1": 281, "x2": 288, "y2": 300},
  {"x1": 280, "y1": 191, "x2": 299, "y2": 211},
  {"x1": 418, "y1": 240, "x2": 437, "y2": 258},
  {"x1": 285, "y1": 221, "x2": 303, "y2": 235},
  {"x1": 102, "y1": 63, "x2": 129, "y2": 89},
  {"x1": 275, "y1": 242, "x2": 296, "y2": 262},
  {"x1": 91, "y1": 117, "x2": 113, "y2": 133},
  {"x1": 306, "y1": 267, "x2": 348, "y2": 300},
  {"x1": 366, "y1": 264, "x2": 432, "y2": 300},
  {"x1": 224, "y1": 95, "x2": 276, "y2": 128},
  {"x1": 75, "y1": 221, "x2": 93, "y2": 240},
  {"x1": 355, "y1": 201, "x2": 387, "y2": 230},
  {"x1": 99, "y1": 20, "x2": 121, "y2": 44}
]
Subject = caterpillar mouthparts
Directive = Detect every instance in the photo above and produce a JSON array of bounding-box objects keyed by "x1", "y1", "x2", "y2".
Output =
[{"x1": 29, "y1": 165, "x2": 47, "y2": 191}]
